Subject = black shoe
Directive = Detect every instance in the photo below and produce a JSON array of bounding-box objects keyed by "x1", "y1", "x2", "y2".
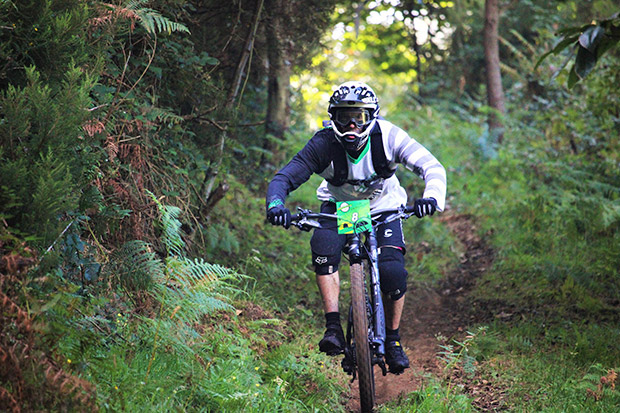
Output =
[
  {"x1": 319, "y1": 326, "x2": 345, "y2": 356},
  {"x1": 385, "y1": 340, "x2": 410, "y2": 374}
]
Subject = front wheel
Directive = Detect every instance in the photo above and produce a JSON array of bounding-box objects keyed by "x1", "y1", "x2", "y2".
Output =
[{"x1": 350, "y1": 262, "x2": 375, "y2": 412}]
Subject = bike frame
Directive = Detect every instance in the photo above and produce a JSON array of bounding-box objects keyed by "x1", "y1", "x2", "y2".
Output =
[
  {"x1": 289, "y1": 204, "x2": 417, "y2": 412},
  {"x1": 291, "y1": 205, "x2": 416, "y2": 369}
]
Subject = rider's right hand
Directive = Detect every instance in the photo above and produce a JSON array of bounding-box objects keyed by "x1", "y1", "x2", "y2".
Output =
[
  {"x1": 413, "y1": 197, "x2": 438, "y2": 218},
  {"x1": 267, "y1": 204, "x2": 292, "y2": 228}
]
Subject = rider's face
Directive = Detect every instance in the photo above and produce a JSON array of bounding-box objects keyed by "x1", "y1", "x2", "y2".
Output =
[
  {"x1": 346, "y1": 122, "x2": 362, "y2": 133},
  {"x1": 333, "y1": 108, "x2": 370, "y2": 134}
]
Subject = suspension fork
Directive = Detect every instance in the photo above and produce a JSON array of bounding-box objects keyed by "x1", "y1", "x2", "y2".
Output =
[
  {"x1": 366, "y1": 228, "x2": 386, "y2": 356},
  {"x1": 347, "y1": 231, "x2": 386, "y2": 356}
]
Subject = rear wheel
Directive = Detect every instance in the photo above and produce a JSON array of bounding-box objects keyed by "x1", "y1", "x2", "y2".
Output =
[{"x1": 350, "y1": 262, "x2": 375, "y2": 412}]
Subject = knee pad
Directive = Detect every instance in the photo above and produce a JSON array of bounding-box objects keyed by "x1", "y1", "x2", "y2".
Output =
[
  {"x1": 378, "y1": 247, "x2": 408, "y2": 300},
  {"x1": 310, "y1": 224, "x2": 346, "y2": 275}
]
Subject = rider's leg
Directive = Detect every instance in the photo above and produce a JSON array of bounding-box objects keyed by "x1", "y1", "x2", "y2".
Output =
[
  {"x1": 384, "y1": 293, "x2": 405, "y2": 330},
  {"x1": 316, "y1": 271, "x2": 340, "y2": 313},
  {"x1": 311, "y1": 202, "x2": 347, "y2": 355},
  {"x1": 377, "y1": 245, "x2": 410, "y2": 372},
  {"x1": 316, "y1": 271, "x2": 345, "y2": 354}
]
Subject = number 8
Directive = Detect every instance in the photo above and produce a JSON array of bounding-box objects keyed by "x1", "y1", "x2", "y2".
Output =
[{"x1": 351, "y1": 212, "x2": 358, "y2": 222}]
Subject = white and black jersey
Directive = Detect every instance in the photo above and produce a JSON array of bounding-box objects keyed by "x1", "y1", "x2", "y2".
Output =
[{"x1": 267, "y1": 119, "x2": 446, "y2": 212}]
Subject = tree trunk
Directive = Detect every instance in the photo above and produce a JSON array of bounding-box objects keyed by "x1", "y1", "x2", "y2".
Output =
[
  {"x1": 264, "y1": 0, "x2": 291, "y2": 166},
  {"x1": 483, "y1": 0, "x2": 505, "y2": 143},
  {"x1": 203, "y1": 0, "x2": 264, "y2": 205},
  {"x1": 227, "y1": 0, "x2": 264, "y2": 108}
]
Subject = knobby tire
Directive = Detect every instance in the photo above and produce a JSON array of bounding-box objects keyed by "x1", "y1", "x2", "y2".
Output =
[{"x1": 350, "y1": 262, "x2": 375, "y2": 412}]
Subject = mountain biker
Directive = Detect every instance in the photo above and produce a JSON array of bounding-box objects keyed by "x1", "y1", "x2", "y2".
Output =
[{"x1": 265, "y1": 81, "x2": 446, "y2": 373}]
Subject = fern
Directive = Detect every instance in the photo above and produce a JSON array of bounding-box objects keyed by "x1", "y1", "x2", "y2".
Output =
[
  {"x1": 577, "y1": 363, "x2": 619, "y2": 402},
  {"x1": 107, "y1": 240, "x2": 165, "y2": 290},
  {"x1": 160, "y1": 205, "x2": 184, "y2": 256},
  {"x1": 147, "y1": 191, "x2": 184, "y2": 256},
  {"x1": 146, "y1": 192, "x2": 242, "y2": 323},
  {"x1": 144, "y1": 106, "x2": 184, "y2": 125},
  {"x1": 158, "y1": 256, "x2": 239, "y2": 323},
  {"x1": 126, "y1": 0, "x2": 190, "y2": 35}
]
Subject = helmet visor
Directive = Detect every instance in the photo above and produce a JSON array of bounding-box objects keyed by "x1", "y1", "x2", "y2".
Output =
[{"x1": 333, "y1": 108, "x2": 372, "y2": 130}]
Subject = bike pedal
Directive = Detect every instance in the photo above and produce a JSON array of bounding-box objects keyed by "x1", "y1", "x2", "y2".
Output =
[
  {"x1": 378, "y1": 361, "x2": 388, "y2": 376},
  {"x1": 341, "y1": 349, "x2": 355, "y2": 375}
]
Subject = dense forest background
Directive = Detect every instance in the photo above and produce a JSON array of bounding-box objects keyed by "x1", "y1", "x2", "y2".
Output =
[{"x1": 1, "y1": 0, "x2": 618, "y2": 411}]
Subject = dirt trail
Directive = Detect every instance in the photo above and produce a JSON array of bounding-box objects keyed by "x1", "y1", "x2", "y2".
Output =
[{"x1": 345, "y1": 212, "x2": 495, "y2": 411}]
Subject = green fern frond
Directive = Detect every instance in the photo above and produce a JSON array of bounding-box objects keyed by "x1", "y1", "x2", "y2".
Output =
[
  {"x1": 108, "y1": 240, "x2": 165, "y2": 290},
  {"x1": 160, "y1": 259, "x2": 240, "y2": 321},
  {"x1": 147, "y1": 191, "x2": 185, "y2": 256},
  {"x1": 146, "y1": 191, "x2": 244, "y2": 323},
  {"x1": 126, "y1": 0, "x2": 190, "y2": 35},
  {"x1": 146, "y1": 106, "x2": 184, "y2": 125},
  {"x1": 185, "y1": 258, "x2": 237, "y2": 283},
  {"x1": 177, "y1": 293, "x2": 233, "y2": 323},
  {"x1": 160, "y1": 205, "x2": 184, "y2": 256}
]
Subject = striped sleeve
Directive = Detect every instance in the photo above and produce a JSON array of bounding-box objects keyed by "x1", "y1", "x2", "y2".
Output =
[{"x1": 384, "y1": 123, "x2": 447, "y2": 211}]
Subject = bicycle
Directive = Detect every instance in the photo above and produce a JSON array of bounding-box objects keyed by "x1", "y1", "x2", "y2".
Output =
[{"x1": 290, "y1": 200, "x2": 418, "y2": 413}]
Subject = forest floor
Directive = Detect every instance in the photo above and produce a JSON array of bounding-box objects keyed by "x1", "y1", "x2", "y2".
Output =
[{"x1": 344, "y1": 212, "x2": 503, "y2": 411}]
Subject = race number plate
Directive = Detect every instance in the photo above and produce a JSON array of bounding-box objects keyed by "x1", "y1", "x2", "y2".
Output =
[{"x1": 337, "y1": 200, "x2": 372, "y2": 234}]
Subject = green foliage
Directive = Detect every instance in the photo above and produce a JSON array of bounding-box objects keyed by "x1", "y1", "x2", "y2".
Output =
[
  {"x1": 466, "y1": 320, "x2": 620, "y2": 412},
  {"x1": 577, "y1": 363, "x2": 619, "y2": 403},
  {"x1": 147, "y1": 193, "x2": 243, "y2": 322},
  {"x1": 0, "y1": 65, "x2": 98, "y2": 244},
  {"x1": 27, "y1": 195, "x2": 347, "y2": 411},
  {"x1": 378, "y1": 378, "x2": 474, "y2": 412},
  {"x1": 465, "y1": 141, "x2": 620, "y2": 315},
  {"x1": 0, "y1": 0, "x2": 92, "y2": 87},
  {"x1": 438, "y1": 327, "x2": 488, "y2": 379},
  {"x1": 107, "y1": 240, "x2": 163, "y2": 291},
  {"x1": 536, "y1": 12, "x2": 620, "y2": 88},
  {"x1": 122, "y1": 0, "x2": 190, "y2": 35}
]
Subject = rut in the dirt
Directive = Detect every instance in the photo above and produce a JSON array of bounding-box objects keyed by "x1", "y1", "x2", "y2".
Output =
[{"x1": 345, "y1": 212, "x2": 496, "y2": 412}]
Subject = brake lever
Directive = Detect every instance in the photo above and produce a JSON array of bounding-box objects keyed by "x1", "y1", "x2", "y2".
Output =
[{"x1": 294, "y1": 218, "x2": 321, "y2": 232}]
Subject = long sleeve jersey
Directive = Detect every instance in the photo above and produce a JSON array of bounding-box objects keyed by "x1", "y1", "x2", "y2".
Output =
[{"x1": 266, "y1": 119, "x2": 447, "y2": 212}]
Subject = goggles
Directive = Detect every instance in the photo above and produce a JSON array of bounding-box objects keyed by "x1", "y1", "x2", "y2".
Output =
[{"x1": 333, "y1": 108, "x2": 372, "y2": 128}]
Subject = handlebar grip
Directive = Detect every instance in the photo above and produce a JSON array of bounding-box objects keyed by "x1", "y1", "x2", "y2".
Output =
[
  {"x1": 291, "y1": 214, "x2": 301, "y2": 222},
  {"x1": 404, "y1": 205, "x2": 417, "y2": 214}
]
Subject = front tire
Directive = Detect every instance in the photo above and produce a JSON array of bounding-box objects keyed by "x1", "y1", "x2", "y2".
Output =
[{"x1": 350, "y1": 262, "x2": 375, "y2": 412}]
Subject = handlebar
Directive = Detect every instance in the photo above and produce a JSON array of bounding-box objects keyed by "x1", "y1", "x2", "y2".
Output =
[{"x1": 290, "y1": 204, "x2": 418, "y2": 232}]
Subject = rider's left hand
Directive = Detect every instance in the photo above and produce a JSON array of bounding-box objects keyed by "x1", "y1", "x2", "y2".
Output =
[
  {"x1": 267, "y1": 203, "x2": 292, "y2": 229},
  {"x1": 413, "y1": 197, "x2": 437, "y2": 218}
]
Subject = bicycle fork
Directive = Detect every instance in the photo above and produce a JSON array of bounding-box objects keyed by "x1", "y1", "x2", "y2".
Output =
[
  {"x1": 366, "y1": 229, "x2": 388, "y2": 377},
  {"x1": 345, "y1": 231, "x2": 388, "y2": 376}
]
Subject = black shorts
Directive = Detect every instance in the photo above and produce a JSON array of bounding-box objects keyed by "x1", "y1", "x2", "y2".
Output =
[{"x1": 310, "y1": 201, "x2": 406, "y2": 275}]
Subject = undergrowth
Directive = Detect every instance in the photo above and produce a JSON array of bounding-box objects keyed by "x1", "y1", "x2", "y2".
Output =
[
  {"x1": 466, "y1": 319, "x2": 620, "y2": 412},
  {"x1": 1, "y1": 191, "x2": 347, "y2": 411},
  {"x1": 379, "y1": 98, "x2": 620, "y2": 411}
]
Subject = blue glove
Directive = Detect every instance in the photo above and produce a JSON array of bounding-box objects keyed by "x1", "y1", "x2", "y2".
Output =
[
  {"x1": 413, "y1": 198, "x2": 437, "y2": 218},
  {"x1": 266, "y1": 200, "x2": 292, "y2": 229}
]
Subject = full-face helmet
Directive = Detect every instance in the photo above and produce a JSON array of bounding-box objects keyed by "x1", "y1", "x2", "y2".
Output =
[{"x1": 328, "y1": 81, "x2": 380, "y2": 155}]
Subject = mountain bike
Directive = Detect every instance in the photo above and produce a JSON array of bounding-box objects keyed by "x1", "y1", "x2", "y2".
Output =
[{"x1": 291, "y1": 200, "x2": 417, "y2": 413}]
